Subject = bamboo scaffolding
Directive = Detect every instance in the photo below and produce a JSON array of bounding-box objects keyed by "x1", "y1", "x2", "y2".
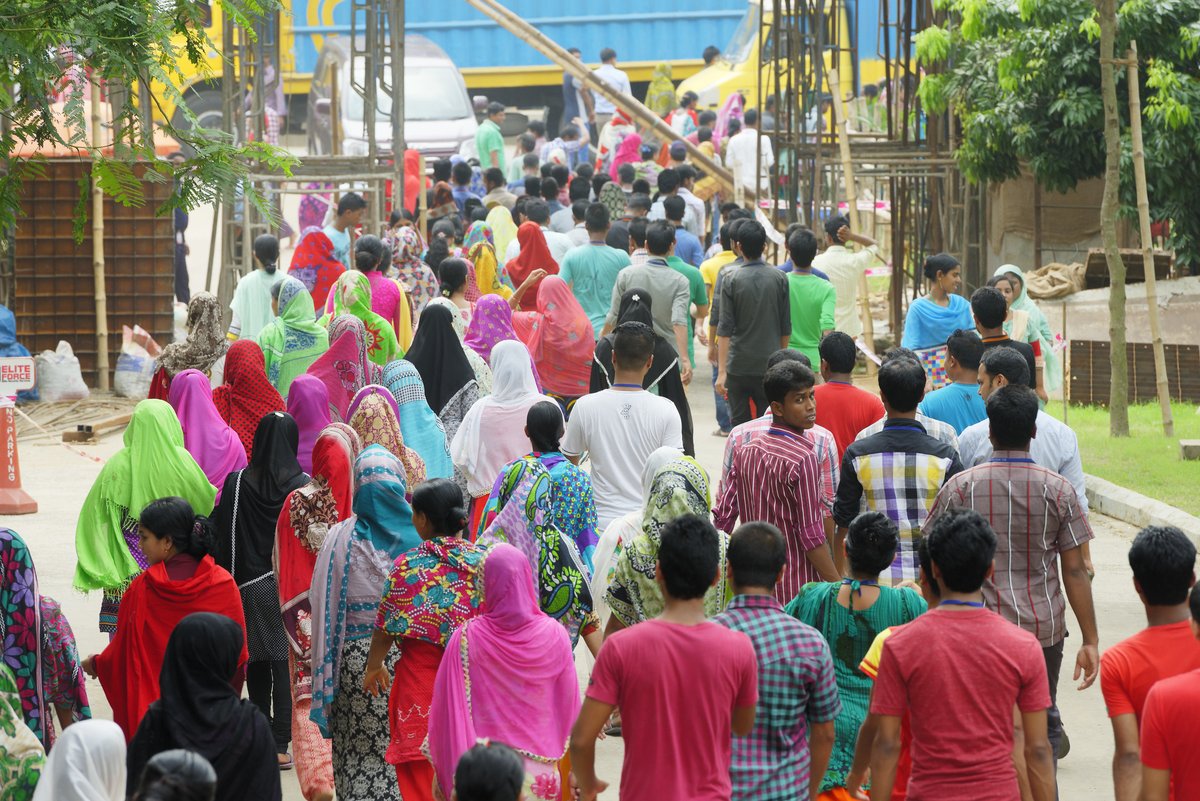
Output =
[{"x1": 90, "y1": 80, "x2": 110, "y2": 391}]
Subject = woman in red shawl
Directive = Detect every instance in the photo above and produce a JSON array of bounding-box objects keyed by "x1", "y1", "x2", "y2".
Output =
[
  {"x1": 82, "y1": 496, "x2": 248, "y2": 742},
  {"x1": 212, "y1": 340, "x2": 286, "y2": 460},
  {"x1": 402, "y1": 150, "x2": 423, "y2": 214},
  {"x1": 305, "y1": 315, "x2": 380, "y2": 422},
  {"x1": 289, "y1": 229, "x2": 345, "y2": 309},
  {"x1": 504, "y1": 222, "x2": 559, "y2": 312},
  {"x1": 274, "y1": 423, "x2": 358, "y2": 801},
  {"x1": 512, "y1": 275, "x2": 596, "y2": 411}
]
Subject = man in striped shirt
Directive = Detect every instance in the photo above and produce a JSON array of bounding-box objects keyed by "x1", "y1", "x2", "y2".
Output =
[
  {"x1": 715, "y1": 361, "x2": 839, "y2": 604},
  {"x1": 923, "y1": 383, "x2": 1099, "y2": 774}
]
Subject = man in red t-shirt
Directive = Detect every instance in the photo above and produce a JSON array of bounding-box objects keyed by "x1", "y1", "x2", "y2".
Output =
[
  {"x1": 570, "y1": 514, "x2": 758, "y2": 801},
  {"x1": 1103, "y1": 526, "x2": 1200, "y2": 801},
  {"x1": 869, "y1": 508, "x2": 1055, "y2": 801},
  {"x1": 814, "y1": 331, "x2": 884, "y2": 458},
  {"x1": 1140, "y1": 584, "x2": 1200, "y2": 801}
]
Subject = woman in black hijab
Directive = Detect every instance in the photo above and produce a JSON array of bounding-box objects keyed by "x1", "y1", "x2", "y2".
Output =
[
  {"x1": 127, "y1": 613, "x2": 281, "y2": 801},
  {"x1": 591, "y1": 287, "x2": 694, "y2": 456},
  {"x1": 405, "y1": 302, "x2": 481, "y2": 444},
  {"x1": 213, "y1": 411, "x2": 309, "y2": 768}
]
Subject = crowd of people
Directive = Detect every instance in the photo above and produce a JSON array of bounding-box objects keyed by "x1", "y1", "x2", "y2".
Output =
[{"x1": 0, "y1": 74, "x2": 1195, "y2": 801}]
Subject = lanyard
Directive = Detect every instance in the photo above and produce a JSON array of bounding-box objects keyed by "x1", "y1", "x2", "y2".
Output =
[
  {"x1": 612, "y1": 383, "x2": 643, "y2": 390},
  {"x1": 940, "y1": 599, "x2": 985, "y2": 608},
  {"x1": 990, "y1": 456, "x2": 1036, "y2": 464}
]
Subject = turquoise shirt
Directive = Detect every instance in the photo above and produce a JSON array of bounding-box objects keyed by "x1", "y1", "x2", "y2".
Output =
[
  {"x1": 323, "y1": 224, "x2": 351, "y2": 271},
  {"x1": 559, "y1": 241, "x2": 631, "y2": 337},
  {"x1": 666, "y1": 256, "x2": 708, "y2": 367},
  {"x1": 474, "y1": 119, "x2": 507, "y2": 173},
  {"x1": 918, "y1": 381, "x2": 988, "y2": 434}
]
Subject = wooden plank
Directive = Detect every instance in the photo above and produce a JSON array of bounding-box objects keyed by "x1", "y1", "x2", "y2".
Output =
[{"x1": 61, "y1": 411, "x2": 132, "y2": 443}]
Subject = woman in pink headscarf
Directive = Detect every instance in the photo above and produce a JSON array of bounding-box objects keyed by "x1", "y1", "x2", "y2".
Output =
[
  {"x1": 305, "y1": 315, "x2": 381, "y2": 422},
  {"x1": 607, "y1": 132, "x2": 643, "y2": 180},
  {"x1": 167, "y1": 368, "x2": 248, "y2": 498},
  {"x1": 427, "y1": 543, "x2": 578, "y2": 801},
  {"x1": 512, "y1": 275, "x2": 595, "y2": 409},
  {"x1": 285, "y1": 374, "x2": 332, "y2": 474},
  {"x1": 463, "y1": 295, "x2": 542, "y2": 389}
]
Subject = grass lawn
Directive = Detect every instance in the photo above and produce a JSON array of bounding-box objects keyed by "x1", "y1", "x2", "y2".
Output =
[{"x1": 1045, "y1": 402, "x2": 1200, "y2": 517}]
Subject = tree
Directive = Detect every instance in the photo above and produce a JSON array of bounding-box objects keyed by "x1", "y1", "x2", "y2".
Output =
[
  {"x1": 0, "y1": 0, "x2": 295, "y2": 239},
  {"x1": 915, "y1": 0, "x2": 1200, "y2": 270}
]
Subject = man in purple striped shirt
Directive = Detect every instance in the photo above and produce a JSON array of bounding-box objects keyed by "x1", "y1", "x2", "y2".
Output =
[
  {"x1": 715, "y1": 361, "x2": 840, "y2": 604},
  {"x1": 923, "y1": 383, "x2": 1098, "y2": 775}
]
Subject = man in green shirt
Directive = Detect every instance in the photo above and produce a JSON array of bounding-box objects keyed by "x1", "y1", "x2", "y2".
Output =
[
  {"x1": 559, "y1": 203, "x2": 631, "y2": 337},
  {"x1": 785, "y1": 227, "x2": 836, "y2": 367},
  {"x1": 475, "y1": 102, "x2": 507, "y2": 173}
]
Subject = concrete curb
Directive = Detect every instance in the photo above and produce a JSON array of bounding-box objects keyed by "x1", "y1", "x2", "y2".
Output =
[{"x1": 1085, "y1": 474, "x2": 1200, "y2": 535}]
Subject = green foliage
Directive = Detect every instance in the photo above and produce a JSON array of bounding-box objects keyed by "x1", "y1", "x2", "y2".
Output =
[
  {"x1": 923, "y1": 0, "x2": 1200, "y2": 268},
  {"x1": 0, "y1": 0, "x2": 295, "y2": 242}
]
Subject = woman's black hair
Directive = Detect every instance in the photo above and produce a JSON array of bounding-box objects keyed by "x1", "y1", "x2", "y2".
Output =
[
  {"x1": 411, "y1": 479, "x2": 468, "y2": 536},
  {"x1": 453, "y1": 741, "x2": 525, "y2": 801},
  {"x1": 253, "y1": 234, "x2": 279, "y2": 274},
  {"x1": 526, "y1": 401, "x2": 564, "y2": 453},
  {"x1": 354, "y1": 234, "x2": 388, "y2": 273},
  {"x1": 139, "y1": 497, "x2": 217, "y2": 559},
  {"x1": 845, "y1": 511, "x2": 900, "y2": 577},
  {"x1": 922, "y1": 252, "x2": 959, "y2": 282},
  {"x1": 427, "y1": 231, "x2": 452, "y2": 274},
  {"x1": 439, "y1": 258, "x2": 469, "y2": 297},
  {"x1": 470, "y1": 205, "x2": 490, "y2": 223},
  {"x1": 134, "y1": 750, "x2": 218, "y2": 801}
]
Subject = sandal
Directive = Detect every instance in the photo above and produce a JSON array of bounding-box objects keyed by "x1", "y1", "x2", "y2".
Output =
[{"x1": 278, "y1": 753, "x2": 294, "y2": 771}]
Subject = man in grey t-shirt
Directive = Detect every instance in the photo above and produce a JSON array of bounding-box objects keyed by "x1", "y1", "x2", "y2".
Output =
[{"x1": 715, "y1": 220, "x2": 791, "y2": 425}]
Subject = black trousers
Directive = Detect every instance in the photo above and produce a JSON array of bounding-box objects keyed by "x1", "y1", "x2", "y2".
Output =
[
  {"x1": 726, "y1": 372, "x2": 767, "y2": 428},
  {"x1": 247, "y1": 659, "x2": 291, "y2": 753}
]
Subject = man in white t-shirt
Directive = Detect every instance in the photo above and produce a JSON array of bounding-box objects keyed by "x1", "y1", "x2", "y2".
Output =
[
  {"x1": 591, "y1": 48, "x2": 632, "y2": 132},
  {"x1": 563, "y1": 321, "x2": 684, "y2": 529},
  {"x1": 725, "y1": 109, "x2": 775, "y2": 197}
]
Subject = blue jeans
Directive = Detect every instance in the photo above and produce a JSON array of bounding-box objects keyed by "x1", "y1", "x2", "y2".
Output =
[{"x1": 712, "y1": 365, "x2": 731, "y2": 433}]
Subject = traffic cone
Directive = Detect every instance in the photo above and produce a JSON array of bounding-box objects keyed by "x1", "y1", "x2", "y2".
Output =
[{"x1": 0, "y1": 398, "x2": 37, "y2": 515}]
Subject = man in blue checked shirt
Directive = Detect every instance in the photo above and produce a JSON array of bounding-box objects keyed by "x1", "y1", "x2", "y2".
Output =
[{"x1": 715, "y1": 522, "x2": 841, "y2": 800}]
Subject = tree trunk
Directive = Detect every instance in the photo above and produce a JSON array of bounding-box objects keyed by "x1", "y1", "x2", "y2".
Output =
[{"x1": 1096, "y1": 0, "x2": 1129, "y2": 435}]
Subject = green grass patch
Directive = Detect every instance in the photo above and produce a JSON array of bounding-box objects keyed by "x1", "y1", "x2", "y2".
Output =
[{"x1": 1045, "y1": 402, "x2": 1200, "y2": 516}]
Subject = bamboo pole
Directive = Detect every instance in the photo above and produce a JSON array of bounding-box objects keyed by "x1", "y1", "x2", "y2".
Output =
[
  {"x1": 462, "y1": 0, "x2": 734, "y2": 194},
  {"x1": 1125, "y1": 41, "x2": 1174, "y2": 436},
  {"x1": 828, "y1": 66, "x2": 877, "y2": 370},
  {"x1": 392, "y1": 0, "x2": 406, "y2": 214},
  {"x1": 90, "y1": 80, "x2": 110, "y2": 391}
]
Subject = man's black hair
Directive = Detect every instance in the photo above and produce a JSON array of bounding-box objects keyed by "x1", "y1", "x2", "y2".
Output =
[
  {"x1": 728, "y1": 522, "x2": 786, "y2": 589},
  {"x1": 877, "y1": 357, "x2": 926, "y2": 412},
  {"x1": 612, "y1": 320, "x2": 655, "y2": 368},
  {"x1": 737, "y1": 220, "x2": 767, "y2": 260},
  {"x1": 763, "y1": 361, "x2": 816, "y2": 404},
  {"x1": 946, "y1": 328, "x2": 984, "y2": 371},
  {"x1": 824, "y1": 214, "x2": 850, "y2": 242},
  {"x1": 767, "y1": 348, "x2": 812, "y2": 370},
  {"x1": 470, "y1": 206, "x2": 489, "y2": 223},
  {"x1": 526, "y1": 400, "x2": 565, "y2": 454},
  {"x1": 697, "y1": 127, "x2": 713, "y2": 144},
  {"x1": 744, "y1": 108, "x2": 759, "y2": 126},
  {"x1": 883, "y1": 346, "x2": 920, "y2": 365},
  {"x1": 527, "y1": 119, "x2": 546, "y2": 137},
  {"x1": 846, "y1": 511, "x2": 900, "y2": 577},
  {"x1": 863, "y1": 83, "x2": 880, "y2": 99},
  {"x1": 336, "y1": 192, "x2": 366, "y2": 215},
  {"x1": 703, "y1": 44, "x2": 721, "y2": 64},
  {"x1": 628, "y1": 193, "x2": 652, "y2": 214},
  {"x1": 787, "y1": 227, "x2": 819, "y2": 269},
  {"x1": 569, "y1": 176, "x2": 591, "y2": 202},
  {"x1": 576, "y1": 162, "x2": 595, "y2": 179},
  {"x1": 726, "y1": 207, "x2": 754, "y2": 222},
  {"x1": 540, "y1": 177, "x2": 559, "y2": 202},
  {"x1": 718, "y1": 222, "x2": 734, "y2": 251},
  {"x1": 551, "y1": 164, "x2": 571, "y2": 188},
  {"x1": 658, "y1": 514, "x2": 720, "y2": 600},
  {"x1": 925, "y1": 508, "x2": 997, "y2": 593},
  {"x1": 540, "y1": 163, "x2": 553, "y2": 178},
  {"x1": 923, "y1": 252, "x2": 960, "y2": 282},
  {"x1": 631, "y1": 178, "x2": 652, "y2": 196},
  {"x1": 432, "y1": 159, "x2": 453, "y2": 182},
  {"x1": 453, "y1": 741, "x2": 524, "y2": 801},
  {"x1": 971, "y1": 286, "x2": 1008, "y2": 329},
  {"x1": 1129, "y1": 526, "x2": 1197, "y2": 606},
  {"x1": 677, "y1": 164, "x2": 698, "y2": 183},
  {"x1": 618, "y1": 163, "x2": 636, "y2": 184},
  {"x1": 600, "y1": 47, "x2": 617, "y2": 63},
  {"x1": 591, "y1": 173, "x2": 611, "y2": 199},
  {"x1": 522, "y1": 152, "x2": 539, "y2": 169},
  {"x1": 523, "y1": 175, "x2": 541, "y2": 198},
  {"x1": 663, "y1": 195, "x2": 687, "y2": 223},
  {"x1": 917, "y1": 536, "x2": 939, "y2": 597},
  {"x1": 980, "y1": 345, "x2": 1031, "y2": 387},
  {"x1": 483, "y1": 167, "x2": 505, "y2": 188},
  {"x1": 486, "y1": 101, "x2": 505, "y2": 117},
  {"x1": 698, "y1": 110, "x2": 718, "y2": 127},
  {"x1": 986, "y1": 384, "x2": 1038, "y2": 449},
  {"x1": 657, "y1": 168, "x2": 680, "y2": 195},
  {"x1": 584, "y1": 202, "x2": 610, "y2": 234},
  {"x1": 628, "y1": 217, "x2": 649, "y2": 248},
  {"x1": 1190, "y1": 584, "x2": 1200, "y2": 623},
  {"x1": 517, "y1": 133, "x2": 536, "y2": 154},
  {"x1": 646, "y1": 220, "x2": 676, "y2": 256},
  {"x1": 524, "y1": 198, "x2": 550, "y2": 225},
  {"x1": 570, "y1": 199, "x2": 589, "y2": 222},
  {"x1": 819, "y1": 331, "x2": 857, "y2": 373}
]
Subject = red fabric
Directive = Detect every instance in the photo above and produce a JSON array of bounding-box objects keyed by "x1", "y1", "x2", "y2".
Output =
[
  {"x1": 394, "y1": 759, "x2": 435, "y2": 801},
  {"x1": 813, "y1": 381, "x2": 886, "y2": 459},
  {"x1": 148, "y1": 366, "x2": 171, "y2": 401},
  {"x1": 1141, "y1": 668, "x2": 1200, "y2": 801},
  {"x1": 511, "y1": 275, "x2": 595, "y2": 397},
  {"x1": 289, "y1": 231, "x2": 345, "y2": 309},
  {"x1": 403, "y1": 150, "x2": 424, "y2": 214},
  {"x1": 506, "y1": 222, "x2": 559, "y2": 312},
  {"x1": 587, "y1": 620, "x2": 758, "y2": 801},
  {"x1": 93, "y1": 555, "x2": 248, "y2": 742},
  {"x1": 212, "y1": 340, "x2": 286, "y2": 460},
  {"x1": 1100, "y1": 620, "x2": 1200, "y2": 722},
  {"x1": 387, "y1": 639, "x2": 444, "y2": 766},
  {"x1": 869, "y1": 608, "x2": 1049, "y2": 801}
]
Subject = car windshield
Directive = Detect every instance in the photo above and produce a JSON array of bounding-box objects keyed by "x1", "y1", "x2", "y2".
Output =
[
  {"x1": 345, "y1": 64, "x2": 472, "y2": 122},
  {"x1": 722, "y1": 5, "x2": 763, "y2": 65}
]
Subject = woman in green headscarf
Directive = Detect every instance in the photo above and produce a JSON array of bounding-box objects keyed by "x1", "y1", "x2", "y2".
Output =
[
  {"x1": 995, "y1": 264, "x2": 1062, "y2": 396},
  {"x1": 73, "y1": 399, "x2": 217, "y2": 633},
  {"x1": 644, "y1": 62, "x2": 676, "y2": 119},
  {"x1": 322, "y1": 270, "x2": 401, "y2": 367},
  {"x1": 604, "y1": 454, "x2": 730, "y2": 633},
  {"x1": 258, "y1": 276, "x2": 330, "y2": 397}
]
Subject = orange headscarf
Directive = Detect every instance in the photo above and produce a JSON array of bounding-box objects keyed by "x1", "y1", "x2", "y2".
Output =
[{"x1": 512, "y1": 275, "x2": 595, "y2": 397}]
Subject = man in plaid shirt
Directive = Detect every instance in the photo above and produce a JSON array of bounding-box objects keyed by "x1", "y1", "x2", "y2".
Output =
[{"x1": 715, "y1": 522, "x2": 840, "y2": 800}]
